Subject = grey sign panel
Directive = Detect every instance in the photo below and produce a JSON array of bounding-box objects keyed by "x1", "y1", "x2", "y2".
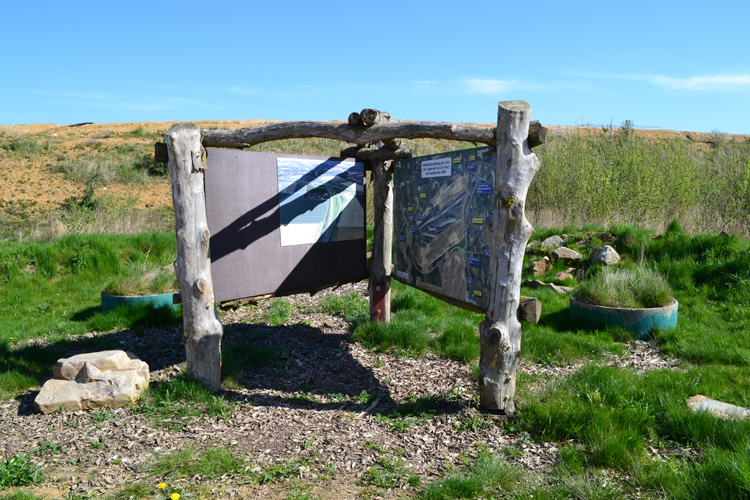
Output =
[
  {"x1": 205, "y1": 148, "x2": 367, "y2": 303},
  {"x1": 393, "y1": 147, "x2": 497, "y2": 311}
]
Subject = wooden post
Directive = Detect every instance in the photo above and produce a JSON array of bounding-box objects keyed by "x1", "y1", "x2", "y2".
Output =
[
  {"x1": 166, "y1": 123, "x2": 223, "y2": 391},
  {"x1": 370, "y1": 158, "x2": 394, "y2": 322},
  {"x1": 478, "y1": 101, "x2": 540, "y2": 413}
]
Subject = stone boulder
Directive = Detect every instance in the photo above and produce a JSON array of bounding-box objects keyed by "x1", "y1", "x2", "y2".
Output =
[
  {"x1": 590, "y1": 245, "x2": 620, "y2": 266},
  {"x1": 553, "y1": 271, "x2": 574, "y2": 281},
  {"x1": 540, "y1": 235, "x2": 564, "y2": 250},
  {"x1": 529, "y1": 256, "x2": 552, "y2": 276},
  {"x1": 35, "y1": 350, "x2": 149, "y2": 414},
  {"x1": 551, "y1": 246, "x2": 582, "y2": 263}
]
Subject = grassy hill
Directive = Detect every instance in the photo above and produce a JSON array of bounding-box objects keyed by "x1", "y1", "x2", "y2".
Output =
[{"x1": 1, "y1": 120, "x2": 749, "y2": 239}]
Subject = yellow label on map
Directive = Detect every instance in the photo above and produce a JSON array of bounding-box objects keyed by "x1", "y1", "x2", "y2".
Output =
[
  {"x1": 420, "y1": 193, "x2": 426, "y2": 198},
  {"x1": 408, "y1": 207, "x2": 413, "y2": 212},
  {"x1": 474, "y1": 290, "x2": 482, "y2": 297},
  {"x1": 472, "y1": 218, "x2": 484, "y2": 224},
  {"x1": 469, "y1": 155, "x2": 475, "y2": 161}
]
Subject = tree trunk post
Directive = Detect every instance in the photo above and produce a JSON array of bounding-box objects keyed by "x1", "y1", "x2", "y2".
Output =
[
  {"x1": 370, "y1": 158, "x2": 394, "y2": 322},
  {"x1": 478, "y1": 101, "x2": 540, "y2": 413},
  {"x1": 166, "y1": 123, "x2": 223, "y2": 391}
]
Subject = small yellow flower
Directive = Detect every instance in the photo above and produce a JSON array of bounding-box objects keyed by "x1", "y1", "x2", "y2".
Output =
[
  {"x1": 9, "y1": 337, "x2": 13, "y2": 340},
  {"x1": 170, "y1": 494, "x2": 180, "y2": 500},
  {"x1": 157, "y1": 482, "x2": 167, "y2": 489}
]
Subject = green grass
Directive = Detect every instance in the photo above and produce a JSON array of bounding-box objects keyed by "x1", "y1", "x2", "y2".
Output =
[
  {"x1": 0, "y1": 231, "x2": 178, "y2": 337},
  {"x1": 103, "y1": 264, "x2": 177, "y2": 296},
  {"x1": 529, "y1": 128, "x2": 750, "y2": 236},
  {"x1": 0, "y1": 231, "x2": 181, "y2": 397},
  {"x1": 318, "y1": 292, "x2": 369, "y2": 326},
  {"x1": 148, "y1": 444, "x2": 245, "y2": 479},
  {"x1": 352, "y1": 281, "x2": 483, "y2": 362},
  {"x1": 136, "y1": 375, "x2": 234, "y2": 429},
  {"x1": 421, "y1": 451, "x2": 523, "y2": 500},
  {"x1": 0, "y1": 133, "x2": 56, "y2": 157},
  {"x1": 575, "y1": 265, "x2": 674, "y2": 308},
  {"x1": 262, "y1": 298, "x2": 294, "y2": 325},
  {"x1": 0, "y1": 453, "x2": 43, "y2": 489}
]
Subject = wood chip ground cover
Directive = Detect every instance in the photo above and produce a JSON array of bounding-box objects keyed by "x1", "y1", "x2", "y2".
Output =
[{"x1": 0, "y1": 281, "x2": 680, "y2": 499}]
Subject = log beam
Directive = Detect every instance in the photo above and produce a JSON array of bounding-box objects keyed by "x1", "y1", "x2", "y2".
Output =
[
  {"x1": 166, "y1": 123, "x2": 224, "y2": 392},
  {"x1": 201, "y1": 120, "x2": 546, "y2": 150},
  {"x1": 479, "y1": 102, "x2": 541, "y2": 413}
]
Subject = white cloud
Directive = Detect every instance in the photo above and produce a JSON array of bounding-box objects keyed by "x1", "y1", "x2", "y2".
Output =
[
  {"x1": 643, "y1": 74, "x2": 750, "y2": 91},
  {"x1": 577, "y1": 71, "x2": 750, "y2": 92},
  {"x1": 464, "y1": 78, "x2": 518, "y2": 94}
]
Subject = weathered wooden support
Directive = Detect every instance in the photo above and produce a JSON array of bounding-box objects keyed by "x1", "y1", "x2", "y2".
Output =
[
  {"x1": 479, "y1": 101, "x2": 541, "y2": 413},
  {"x1": 166, "y1": 123, "x2": 223, "y2": 392},
  {"x1": 201, "y1": 120, "x2": 546, "y2": 150},
  {"x1": 370, "y1": 155, "x2": 394, "y2": 322},
  {"x1": 340, "y1": 146, "x2": 413, "y2": 162},
  {"x1": 360, "y1": 109, "x2": 391, "y2": 126},
  {"x1": 348, "y1": 112, "x2": 362, "y2": 126}
]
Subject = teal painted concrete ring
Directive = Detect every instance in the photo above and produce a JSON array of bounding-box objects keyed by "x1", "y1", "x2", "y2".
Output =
[
  {"x1": 101, "y1": 291, "x2": 180, "y2": 313},
  {"x1": 569, "y1": 295, "x2": 678, "y2": 340}
]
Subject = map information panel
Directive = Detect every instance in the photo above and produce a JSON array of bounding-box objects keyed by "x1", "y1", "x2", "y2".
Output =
[{"x1": 393, "y1": 147, "x2": 496, "y2": 311}]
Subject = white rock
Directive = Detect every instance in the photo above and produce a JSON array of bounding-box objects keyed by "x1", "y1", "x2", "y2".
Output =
[
  {"x1": 35, "y1": 350, "x2": 149, "y2": 414},
  {"x1": 590, "y1": 245, "x2": 620, "y2": 266}
]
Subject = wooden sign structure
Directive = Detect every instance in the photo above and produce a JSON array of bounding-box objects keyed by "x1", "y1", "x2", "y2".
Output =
[{"x1": 166, "y1": 102, "x2": 544, "y2": 412}]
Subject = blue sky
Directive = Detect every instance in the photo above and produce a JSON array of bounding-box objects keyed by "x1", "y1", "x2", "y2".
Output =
[{"x1": 2, "y1": 1, "x2": 749, "y2": 133}]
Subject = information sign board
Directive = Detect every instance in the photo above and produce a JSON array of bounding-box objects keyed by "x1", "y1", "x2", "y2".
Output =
[
  {"x1": 393, "y1": 147, "x2": 496, "y2": 310},
  {"x1": 205, "y1": 149, "x2": 367, "y2": 303}
]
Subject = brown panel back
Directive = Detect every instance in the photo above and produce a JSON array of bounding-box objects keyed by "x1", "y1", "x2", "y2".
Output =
[{"x1": 205, "y1": 148, "x2": 367, "y2": 303}]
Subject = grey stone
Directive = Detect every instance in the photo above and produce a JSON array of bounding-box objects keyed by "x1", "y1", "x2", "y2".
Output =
[
  {"x1": 590, "y1": 245, "x2": 620, "y2": 266},
  {"x1": 35, "y1": 350, "x2": 149, "y2": 414},
  {"x1": 540, "y1": 235, "x2": 564, "y2": 250},
  {"x1": 551, "y1": 247, "x2": 582, "y2": 263}
]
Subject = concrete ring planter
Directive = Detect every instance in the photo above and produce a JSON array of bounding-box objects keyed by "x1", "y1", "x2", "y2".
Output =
[
  {"x1": 569, "y1": 295, "x2": 678, "y2": 340},
  {"x1": 101, "y1": 291, "x2": 180, "y2": 313}
]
